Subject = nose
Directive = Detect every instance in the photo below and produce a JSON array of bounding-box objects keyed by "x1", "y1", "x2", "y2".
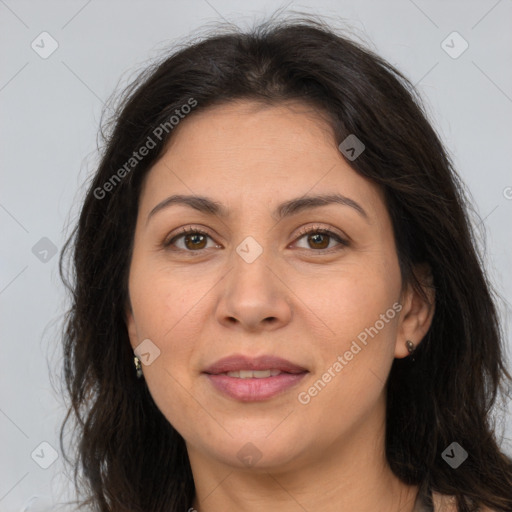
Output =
[{"x1": 215, "y1": 246, "x2": 293, "y2": 333}]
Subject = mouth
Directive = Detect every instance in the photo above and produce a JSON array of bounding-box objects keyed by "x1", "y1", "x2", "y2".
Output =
[{"x1": 203, "y1": 355, "x2": 308, "y2": 401}]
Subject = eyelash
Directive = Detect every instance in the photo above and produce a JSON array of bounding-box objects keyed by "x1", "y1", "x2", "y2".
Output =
[{"x1": 163, "y1": 224, "x2": 349, "y2": 254}]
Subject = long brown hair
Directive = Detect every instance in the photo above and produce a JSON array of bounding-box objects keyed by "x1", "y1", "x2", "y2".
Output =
[{"x1": 59, "y1": 13, "x2": 512, "y2": 512}]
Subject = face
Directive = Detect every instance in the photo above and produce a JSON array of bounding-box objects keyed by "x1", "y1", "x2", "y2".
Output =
[{"x1": 126, "y1": 100, "x2": 426, "y2": 473}]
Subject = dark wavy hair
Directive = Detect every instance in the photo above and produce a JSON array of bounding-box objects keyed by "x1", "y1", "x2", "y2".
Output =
[{"x1": 59, "y1": 13, "x2": 512, "y2": 512}]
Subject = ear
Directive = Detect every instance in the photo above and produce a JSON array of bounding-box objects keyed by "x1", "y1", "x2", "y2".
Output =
[
  {"x1": 125, "y1": 299, "x2": 139, "y2": 350},
  {"x1": 395, "y1": 263, "x2": 435, "y2": 358}
]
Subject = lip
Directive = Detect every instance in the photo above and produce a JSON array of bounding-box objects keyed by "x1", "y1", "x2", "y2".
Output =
[
  {"x1": 203, "y1": 354, "x2": 308, "y2": 375},
  {"x1": 205, "y1": 373, "x2": 307, "y2": 401},
  {"x1": 203, "y1": 354, "x2": 308, "y2": 402}
]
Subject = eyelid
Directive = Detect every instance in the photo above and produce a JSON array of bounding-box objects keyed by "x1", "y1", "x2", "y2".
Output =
[{"x1": 293, "y1": 223, "x2": 349, "y2": 244}]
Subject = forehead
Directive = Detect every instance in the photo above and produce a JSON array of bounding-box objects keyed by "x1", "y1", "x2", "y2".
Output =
[
  {"x1": 139, "y1": 99, "x2": 386, "y2": 221},
  {"x1": 164, "y1": 99, "x2": 337, "y2": 161}
]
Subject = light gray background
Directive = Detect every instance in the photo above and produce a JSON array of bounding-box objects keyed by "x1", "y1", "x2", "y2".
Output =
[{"x1": 1, "y1": 1, "x2": 511, "y2": 510}]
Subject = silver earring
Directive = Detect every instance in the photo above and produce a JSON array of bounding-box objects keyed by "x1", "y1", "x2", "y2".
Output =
[
  {"x1": 406, "y1": 340, "x2": 416, "y2": 361},
  {"x1": 134, "y1": 355, "x2": 143, "y2": 378}
]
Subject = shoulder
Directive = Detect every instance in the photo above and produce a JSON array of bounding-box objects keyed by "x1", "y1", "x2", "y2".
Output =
[
  {"x1": 431, "y1": 491, "x2": 457, "y2": 512},
  {"x1": 431, "y1": 491, "x2": 497, "y2": 512}
]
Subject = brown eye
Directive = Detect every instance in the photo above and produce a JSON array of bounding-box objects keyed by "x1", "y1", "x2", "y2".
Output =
[
  {"x1": 164, "y1": 225, "x2": 348, "y2": 254},
  {"x1": 294, "y1": 226, "x2": 349, "y2": 252},
  {"x1": 306, "y1": 232, "x2": 330, "y2": 249},
  {"x1": 164, "y1": 227, "x2": 218, "y2": 252},
  {"x1": 183, "y1": 232, "x2": 208, "y2": 250}
]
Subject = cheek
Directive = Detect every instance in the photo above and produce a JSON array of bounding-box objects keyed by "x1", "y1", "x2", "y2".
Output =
[
  {"x1": 128, "y1": 264, "x2": 215, "y2": 433},
  {"x1": 295, "y1": 257, "x2": 400, "y2": 405},
  {"x1": 130, "y1": 259, "x2": 209, "y2": 342},
  {"x1": 309, "y1": 258, "x2": 400, "y2": 345}
]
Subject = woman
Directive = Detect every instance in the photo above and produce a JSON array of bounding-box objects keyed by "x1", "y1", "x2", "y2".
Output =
[{"x1": 59, "y1": 14, "x2": 512, "y2": 512}]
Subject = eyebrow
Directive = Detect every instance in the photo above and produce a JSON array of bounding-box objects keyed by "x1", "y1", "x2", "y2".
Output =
[{"x1": 146, "y1": 192, "x2": 369, "y2": 225}]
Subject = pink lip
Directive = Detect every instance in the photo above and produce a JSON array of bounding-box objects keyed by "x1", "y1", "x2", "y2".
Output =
[
  {"x1": 205, "y1": 373, "x2": 307, "y2": 401},
  {"x1": 203, "y1": 354, "x2": 308, "y2": 402},
  {"x1": 203, "y1": 354, "x2": 307, "y2": 374}
]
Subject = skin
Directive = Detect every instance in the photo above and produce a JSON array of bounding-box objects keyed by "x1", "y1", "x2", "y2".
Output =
[{"x1": 126, "y1": 100, "x2": 435, "y2": 512}]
